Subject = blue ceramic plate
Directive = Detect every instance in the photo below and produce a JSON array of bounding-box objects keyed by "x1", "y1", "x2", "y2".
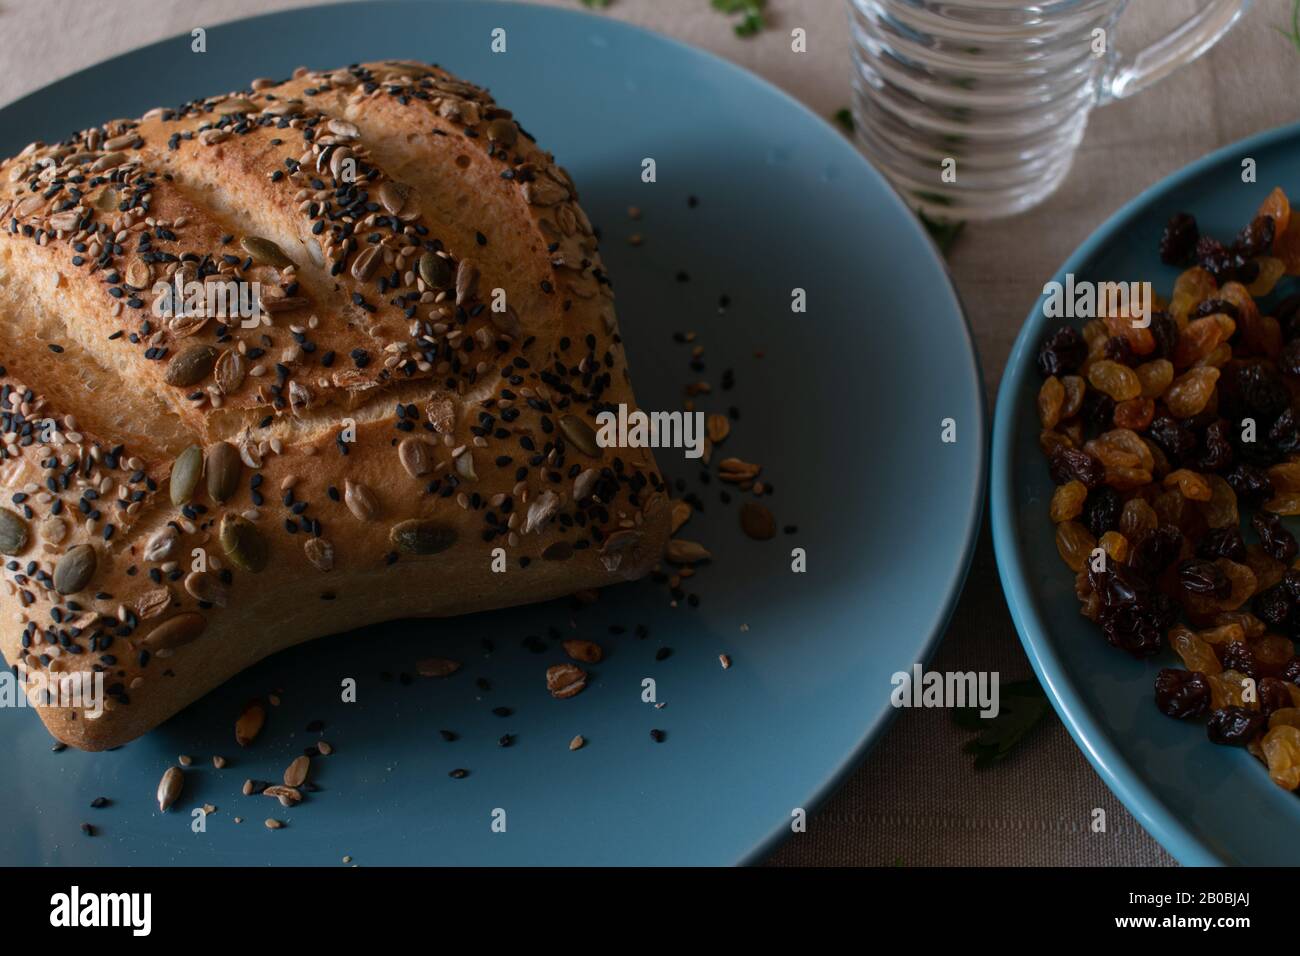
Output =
[
  {"x1": 0, "y1": 0, "x2": 983, "y2": 865},
  {"x1": 993, "y1": 123, "x2": 1300, "y2": 867}
]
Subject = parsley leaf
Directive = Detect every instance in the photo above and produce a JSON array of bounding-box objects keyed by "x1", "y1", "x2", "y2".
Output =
[
  {"x1": 711, "y1": 0, "x2": 766, "y2": 38},
  {"x1": 833, "y1": 108, "x2": 854, "y2": 134},
  {"x1": 953, "y1": 678, "x2": 1050, "y2": 769},
  {"x1": 579, "y1": 0, "x2": 613, "y2": 8}
]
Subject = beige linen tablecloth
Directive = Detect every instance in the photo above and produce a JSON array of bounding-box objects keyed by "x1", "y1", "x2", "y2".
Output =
[{"x1": 4, "y1": 0, "x2": 1296, "y2": 866}]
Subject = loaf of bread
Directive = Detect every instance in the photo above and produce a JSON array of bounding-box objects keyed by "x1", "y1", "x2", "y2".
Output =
[{"x1": 0, "y1": 61, "x2": 670, "y2": 750}]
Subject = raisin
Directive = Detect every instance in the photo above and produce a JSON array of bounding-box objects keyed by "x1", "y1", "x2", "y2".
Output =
[
  {"x1": 1197, "y1": 525, "x2": 1247, "y2": 562},
  {"x1": 1260, "y1": 677, "x2": 1291, "y2": 716},
  {"x1": 1101, "y1": 603, "x2": 1167, "y2": 657},
  {"x1": 1081, "y1": 389, "x2": 1116, "y2": 433},
  {"x1": 1091, "y1": 560, "x2": 1150, "y2": 613},
  {"x1": 1049, "y1": 481, "x2": 1087, "y2": 522},
  {"x1": 1280, "y1": 338, "x2": 1300, "y2": 378},
  {"x1": 1148, "y1": 415, "x2": 1196, "y2": 465},
  {"x1": 1231, "y1": 363, "x2": 1290, "y2": 419},
  {"x1": 1234, "y1": 215, "x2": 1276, "y2": 261},
  {"x1": 1148, "y1": 312, "x2": 1179, "y2": 360},
  {"x1": 1154, "y1": 668, "x2": 1211, "y2": 719},
  {"x1": 1252, "y1": 511, "x2": 1298, "y2": 562},
  {"x1": 1281, "y1": 656, "x2": 1300, "y2": 685},
  {"x1": 1194, "y1": 297, "x2": 1240, "y2": 321},
  {"x1": 1269, "y1": 406, "x2": 1300, "y2": 454},
  {"x1": 1206, "y1": 706, "x2": 1267, "y2": 746},
  {"x1": 1128, "y1": 524, "x2": 1183, "y2": 579},
  {"x1": 1255, "y1": 583, "x2": 1295, "y2": 628},
  {"x1": 1088, "y1": 360, "x2": 1142, "y2": 401},
  {"x1": 1083, "y1": 486, "x2": 1121, "y2": 538},
  {"x1": 1103, "y1": 336, "x2": 1136, "y2": 366},
  {"x1": 1195, "y1": 419, "x2": 1235, "y2": 473},
  {"x1": 1159, "y1": 212, "x2": 1199, "y2": 266},
  {"x1": 1227, "y1": 462, "x2": 1274, "y2": 505},
  {"x1": 1178, "y1": 558, "x2": 1231, "y2": 598},
  {"x1": 1036, "y1": 326, "x2": 1087, "y2": 378},
  {"x1": 1196, "y1": 235, "x2": 1236, "y2": 285},
  {"x1": 1220, "y1": 640, "x2": 1260, "y2": 680},
  {"x1": 1048, "y1": 446, "x2": 1104, "y2": 489},
  {"x1": 1284, "y1": 569, "x2": 1300, "y2": 602}
]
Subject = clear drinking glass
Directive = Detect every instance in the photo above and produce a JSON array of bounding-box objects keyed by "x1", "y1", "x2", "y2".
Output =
[{"x1": 847, "y1": 0, "x2": 1252, "y2": 220}]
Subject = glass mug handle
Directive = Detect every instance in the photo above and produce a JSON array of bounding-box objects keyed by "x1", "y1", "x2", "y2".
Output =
[{"x1": 1099, "y1": 0, "x2": 1252, "y2": 103}]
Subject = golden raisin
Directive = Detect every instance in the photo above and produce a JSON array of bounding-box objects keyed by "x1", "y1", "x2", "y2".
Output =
[
  {"x1": 1087, "y1": 360, "x2": 1141, "y2": 401},
  {"x1": 1119, "y1": 498, "x2": 1158, "y2": 543},
  {"x1": 1163, "y1": 468, "x2": 1212, "y2": 502},
  {"x1": 1049, "y1": 481, "x2": 1087, "y2": 522},
  {"x1": 1262, "y1": 725, "x2": 1300, "y2": 790},
  {"x1": 1163, "y1": 367, "x2": 1219, "y2": 418},
  {"x1": 1170, "y1": 626, "x2": 1222, "y2": 675},
  {"x1": 1055, "y1": 521, "x2": 1096, "y2": 573},
  {"x1": 1135, "y1": 359, "x2": 1174, "y2": 398},
  {"x1": 1113, "y1": 397, "x2": 1154, "y2": 430},
  {"x1": 1038, "y1": 376, "x2": 1065, "y2": 429}
]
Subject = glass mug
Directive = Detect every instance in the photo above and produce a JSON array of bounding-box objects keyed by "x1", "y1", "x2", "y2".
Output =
[{"x1": 847, "y1": 0, "x2": 1252, "y2": 220}]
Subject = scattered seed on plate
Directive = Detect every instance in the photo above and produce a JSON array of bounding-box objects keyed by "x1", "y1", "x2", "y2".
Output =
[
  {"x1": 569, "y1": 735, "x2": 585, "y2": 751},
  {"x1": 719, "y1": 654, "x2": 732, "y2": 670},
  {"x1": 265, "y1": 818, "x2": 283, "y2": 830},
  {"x1": 177, "y1": 754, "x2": 193, "y2": 767},
  {"x1": 212, "y1": 755, "x2": 227, "y2": 770},
  {"x1": 80, "y1": 823, "x2": 96, "y2": 837},
  {"x1": 90, "y1": 797, "x2": 110, "y2": 809},
  {"x1": 449, "y1": 768, "x2": 469, "y2": 779},
  {"x1": 650, "y1": 729, "x2": 666, "y2": 743}
]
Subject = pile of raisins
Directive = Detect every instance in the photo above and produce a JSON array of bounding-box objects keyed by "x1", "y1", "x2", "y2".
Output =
[{"x1": 1037, "y1": 187, "x2": 1300, "y2": 791}]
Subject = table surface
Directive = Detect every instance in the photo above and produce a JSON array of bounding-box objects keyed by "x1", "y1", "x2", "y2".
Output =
[{"x1": 3, "y1": 0, "x2": 1296, "y2": 867}]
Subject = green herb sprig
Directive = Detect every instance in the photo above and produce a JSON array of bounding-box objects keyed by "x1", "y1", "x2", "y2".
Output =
[
  {"x1": 953, "y1": 678, "x2": 1050, "y2": 769},
  {"x1": 712, "y1": 0, "x2": 766, "y2": 38}
]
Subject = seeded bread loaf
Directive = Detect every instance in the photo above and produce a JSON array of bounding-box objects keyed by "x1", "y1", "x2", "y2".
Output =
[{"x1": 0, "y1": 60, "x2": 670, "y2": 751}]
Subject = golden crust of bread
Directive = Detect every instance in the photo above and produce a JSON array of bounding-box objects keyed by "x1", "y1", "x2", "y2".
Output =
[{"x1": 0, "y1": 61, "x2": 670, "y2": 750}]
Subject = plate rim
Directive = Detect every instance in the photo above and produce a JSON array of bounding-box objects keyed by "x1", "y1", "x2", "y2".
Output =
[
  {"x1": 991, "y1": 119, "x2": 1300, "y2": 868},
  {"x1": 0, "y1": 0, "x2": 989, "y2": 867}
]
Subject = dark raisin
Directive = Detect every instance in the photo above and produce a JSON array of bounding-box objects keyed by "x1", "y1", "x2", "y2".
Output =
[
  {"x1": 1147, "y1": 415, "x2": 1196, "y2": 465},
  {"x1": 1255, "y1": 583, "x2": 1295, "y2": 628},
  {"x1": 1233, "y1": 215, "x2": 1275, "y2": 261},
  {"x1": 1285, "y1": 569, "x2": 1300, "y2": 602},
  {"x1": 1048, "y1": 446, "x2": 1104, "y2": 489},
  {"x1": 1083, "y1": 486, "x2": 1121, "y2": 538},
  {"x1": 1177, "y1": 558, "x2": 1230, "y2": 598},
  {"x1": 1235, "y1": 257, "x2": 1260, "y2": 286},
  {"x1": 1081, "y1": 389, "x2": 1116, "y2": 434},
  {"x1": 1091, "y1": 561, "x2": 1150, "y2": 613},
  {"x1": 1281, "y1": 338, "x2": 1300, "y2": 378},
  {"x1": 1220, "y1": 640, "x2": 1259, "y2": 680},
  {"x1": 1103, "y1": 336, "x2": 1136, "y2": 366},
  {"x1": 1227, "y1": 462, "x2": 1274, "y2": 505},
  {"x1": 1036, "y1": 325, "x2": 1087, "y2": 378},
  {"x1": 1260, "y1": 677, "x2": 1291, "y2": 716},
  {"x1": 1148, "y1": 312, "x2": 1178, "y2": 360},
  {"x1": 1154, "y1": 668, "x2": 1210, "y2": 719},
  {"x1": 1275, "y1": 293, "x2": 1300, "y2": 339},
  {"x1": 1159, "y1": 212, "x2": 1199, "y2": 266},
  {"x1": 1193, "y1": 297, "x2": 1240, "y2": 321},
  {"x1": 1232, "y1": 363, "x2": 1290, "y2": 419},
  {"x1": 1268, "y1": 406, "x2": 1300, "y2": 454},
  {"x1": 1281, "y1": 655, "x2": 1300, "y2": 685},
  {"x1": 1196, "y1": 235, "x2": 1236, "y2": 285},
  {"x1": 1252, "y1": 511, "x2": 1298, "y2": 562},
  {"x1": 1100, "y1": 604, "x2": 1166, "y2": 657},
  {"x1": 1128, "y1": 525, "x2": 1183, "y2": 580},
  {"x1": 1196, "y1": 418, "x2": 1235, "y2": 473},
  {"x1": 1196, "y1": 525, "x2": 1247, "y2": 562},
  {"x1": 1206, "y1": 706, "x2": 1266, "y2": 746}
]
